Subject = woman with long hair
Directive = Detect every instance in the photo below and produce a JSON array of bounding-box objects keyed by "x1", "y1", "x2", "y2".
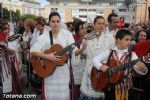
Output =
[{"x1": 30, "y1": 12, "x2": 86, "y2": 100}]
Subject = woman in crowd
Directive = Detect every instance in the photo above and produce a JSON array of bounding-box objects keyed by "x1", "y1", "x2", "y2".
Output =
[
  {"x1": 73, "y1": 20, "x2": 88, "y2": 99},
  {"x1": 79, "y1": 16, "x2": 115, "y2": 100},
  {"x1": 21, "y1": 18, "x2": 34, "y2": 64},
  {"x1": 30, "y1": 16, "x2": 51, "y2": 47},
  {"x1": 1, "y1": 21, "x2": 23, "y2": 99},
  {"x1": 136, "y1": 30, "x2": 148, "y2": 43},
  {"x1": 30, "y1": 12, "x2": 86, "y2": 100},
  {"x1": 20, "y1": 18, "x2": 35, "y2": 87}
]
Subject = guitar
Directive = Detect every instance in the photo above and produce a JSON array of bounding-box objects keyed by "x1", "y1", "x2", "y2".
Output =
[
  {"x1": 31, "y1": 32, "x2": 98, "y2": 78},
  {"x1": 91, "y1": 56, "x2": 150, "y2": 91}
]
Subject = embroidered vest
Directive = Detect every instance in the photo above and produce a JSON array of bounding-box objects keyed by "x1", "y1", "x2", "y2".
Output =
[{"x1": 108, "y1": 50, "x2": 133, "y2": 100}]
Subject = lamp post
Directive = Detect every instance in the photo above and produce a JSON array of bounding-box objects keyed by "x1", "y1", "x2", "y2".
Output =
[
  {"x1": 9, "y1": 0, "x2": 12, "y2": 22},
  {"x1": 0, "y1": 1, "x2": 3, "y2": 20},
  {"x1": 116, "y1": 0, "x2": 118, "y2": 14}
]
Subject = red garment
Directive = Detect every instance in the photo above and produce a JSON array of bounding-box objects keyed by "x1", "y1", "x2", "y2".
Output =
[
  {"x1": 73, "y1": 34, "x2": 81, "y2": 41},
  {"x1": 0, "y1": 32, "x2": 7, "y2": 41},
  {"x1": 132, "y1": 40, "x2": 150, "y2": 57},
  {"x1": 118, "y1": 21, "x2": 124, "y2": 29},
  {"x1": 132, "y1": 40, "x2": 150, "y2": 82},
  {"x1": 42, "y1": 79, "x2": 46, "y2": 100},
  {"x1": 73, "y1": 34, "x2": 81, "y2": 48}
]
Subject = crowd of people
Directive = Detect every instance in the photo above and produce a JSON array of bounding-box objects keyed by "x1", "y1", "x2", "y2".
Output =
[{"x1": 0, "y1": 12, "x2": 150, "y2": 100}]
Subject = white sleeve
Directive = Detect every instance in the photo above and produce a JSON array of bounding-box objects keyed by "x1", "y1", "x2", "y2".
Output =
[
  {"x1": 92, "y1": 50, "x2": 110, "y2": 70},
  {"x1": 133, "y1": 65, "x2": 148, "y2": 75},
  {"x1": 8, "y1": 40, "x2": 20, "y2": 52},
  {"x1": 30, "y1": 35, "x2": 47, "y2": 53},
  {"x1": 132, "y1": 52, "x2": 148, "y2": 75},
  {"x1": 67, "y1": 30, "x2": 75, "y2": 45},
  {"x1": 131, "y1": 52, "x2": 138, "y2": 60},
  {"x1": 108, "y1": 34, "x2": 115, "y2": 48},
  {"x1": 30, "y1": 29, "x2": 39, "y2": 46}
]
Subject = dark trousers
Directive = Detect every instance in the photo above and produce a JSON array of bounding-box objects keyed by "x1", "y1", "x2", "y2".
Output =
[
  {"x1": 142, "y1": 81, "x2": 150, "y2": 100},
  {"x1": 105, "y1": 86, "x2": 115, "y2": 100},
  {"x1": 128, "y1": 77, "x2": 143, "y2": 100},
  {"x1": 75, "y1": 85, "x2": 81, "y2": 100}
]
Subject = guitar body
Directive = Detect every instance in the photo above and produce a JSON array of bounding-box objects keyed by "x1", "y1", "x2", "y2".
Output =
[
  {"x1": 91, "y1": 67, "x2": 109, "y2": 91},
  {"x1": 109, "y1": 60, "x2": 124, "y2": 84},
  {"x1": 91, "y1": 60, "x2": 124, "y2": 91},
  {"x1": 31, "y1": 44, "x2": 68, "y2": 78},
  {"x1": 91, "y1": 52, "x2": 150, "y2": 91},
  {"x1": 31, "y1": 31, "x2": 98, "y2": 78}
]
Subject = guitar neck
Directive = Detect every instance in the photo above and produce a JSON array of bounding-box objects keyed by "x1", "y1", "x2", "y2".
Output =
[
  {"x1": 54, "y1": 33, "x2": 96, "y2": 56},
  {"x1": 55, "y1": 40, "x2": 82, "y2": 56},
  {"x1": 111, "y1": 59, "x2": 139, "y2": 73}
]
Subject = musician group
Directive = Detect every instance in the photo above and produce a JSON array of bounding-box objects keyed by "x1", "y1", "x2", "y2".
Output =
[{"x1": 0, "y1": 12, "x2": 150, "y2": 100}]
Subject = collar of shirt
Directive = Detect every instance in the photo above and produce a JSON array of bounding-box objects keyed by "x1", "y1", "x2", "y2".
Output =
[
  {"x1": 113, "y1": 46, "x2": 128, "y2": 53},
  {"x1": 106, "y1": 26, "x2": 118, "y2": 33}
]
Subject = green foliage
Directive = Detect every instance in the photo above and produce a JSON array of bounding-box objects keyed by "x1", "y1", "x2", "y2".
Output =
[
  {"x1": 20, "y1": 14, "x2": 37, "y2": 21},
  {"x1": 15, "y1": 9, "x2": 21, "y2": 19},
  {"x1": 2, "y1": 7, "x2": 20, "y2": 22},
  {"x1": 3, "y1": 7, "x2": 9, "y2": 19},
  {"x1": 2, "y1": 7, "x2": 36, "y2": 22}
]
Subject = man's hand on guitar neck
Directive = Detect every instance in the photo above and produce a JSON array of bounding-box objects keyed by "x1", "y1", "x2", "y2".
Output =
[
  {"x1": 100, "y1": 65, "x2": 109, "y2": 72},
  {"x1": 45, "y1": 52, "x2": 61, "y2": 63}
]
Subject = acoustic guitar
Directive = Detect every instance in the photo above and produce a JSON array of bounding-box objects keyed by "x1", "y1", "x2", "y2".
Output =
[
  {"x1": 91, "y1": 56, "x2": 150, "y2": 91},
  {"x1": 31, "y1": 32, "x2": 98, "y2": 78}
]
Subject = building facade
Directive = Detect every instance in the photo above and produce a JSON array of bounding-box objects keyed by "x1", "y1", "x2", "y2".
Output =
[
  {"x1": 1, "y1": 0, "x2": 40, "y2": 16},
  {"x1": 41, "y1": 0, "x2": 127, "y2": 23},
  {"x1": 42, "y1": 0, "x2": 150, "y2": 24},
  {"x1": 127, "y1": 0, "x2": 150, "y2": 24}
]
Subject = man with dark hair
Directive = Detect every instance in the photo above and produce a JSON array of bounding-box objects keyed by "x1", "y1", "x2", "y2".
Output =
[
  {"x1": 92, "y1": 29, "x2": 148, "y2": 100},
  {"x1": 106, "y1": 13, "x2": 119, "y2": 36}
]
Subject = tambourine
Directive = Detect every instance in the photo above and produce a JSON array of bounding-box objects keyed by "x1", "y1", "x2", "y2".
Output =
[
  {"x1": 0, "y1": 34, "x2": 21, "y2": 48},
  {"x1": 7, "y1": 34, "x2": 22, "y2": 42}
]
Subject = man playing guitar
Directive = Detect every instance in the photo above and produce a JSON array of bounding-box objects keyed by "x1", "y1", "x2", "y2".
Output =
[{"x1": 92, "y1": 29, "x2": 148, "y2": 100}]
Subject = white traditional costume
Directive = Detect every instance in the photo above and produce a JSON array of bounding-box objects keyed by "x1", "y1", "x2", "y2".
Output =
[
  {"x1": 80, "y1": 31, "x2": 115, "y2": 98},
  {"x1": 30, "y1": 28, "x2": 75, "y2": 100}
]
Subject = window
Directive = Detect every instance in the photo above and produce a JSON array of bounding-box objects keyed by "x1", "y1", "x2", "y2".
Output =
[
  {"x1": 79, "y1": 9, "x2": 87, "y2": 12},
  {"x1": 88, "y1": 9, "x2": 96, "y2": 12},
  {"x1": 112, "y1": 10, "x2": 115, "y2": 13},
  {"x1": 99, "y1": 10, "x2": 103, "y2": 14},
  {"x1": 51, "y1": 8, "x2": 58, "y2": 12},
  {"x1": 97, "y1": 9, "x2": 103, "y2": 14},
  {"x1": 79, "y1": 15, "x2": 87, "y2": 18},
  {"x1": 109, "y1": 3, "x2": 115, "y2": 6},
  {"x1": 119, "y1": 9, "x2": 126, "y2": 12}
]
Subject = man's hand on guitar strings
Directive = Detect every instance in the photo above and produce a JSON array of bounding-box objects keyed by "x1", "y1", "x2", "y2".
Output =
[
  {"x1": 46, "y1": 52, "x2": 61, "y2": 63},
  {"x1": 100, "y1": 65, "x2": 109, "y2": 72}
]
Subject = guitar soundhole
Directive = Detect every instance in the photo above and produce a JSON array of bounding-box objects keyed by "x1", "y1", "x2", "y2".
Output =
[{"x1": 43, "y1": 65, "x2": 46, "y2": 69}]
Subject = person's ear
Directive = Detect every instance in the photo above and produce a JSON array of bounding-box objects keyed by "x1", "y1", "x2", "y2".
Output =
[{"x1": 116, "y1": 38, "x2": 121, "y2": 44}]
